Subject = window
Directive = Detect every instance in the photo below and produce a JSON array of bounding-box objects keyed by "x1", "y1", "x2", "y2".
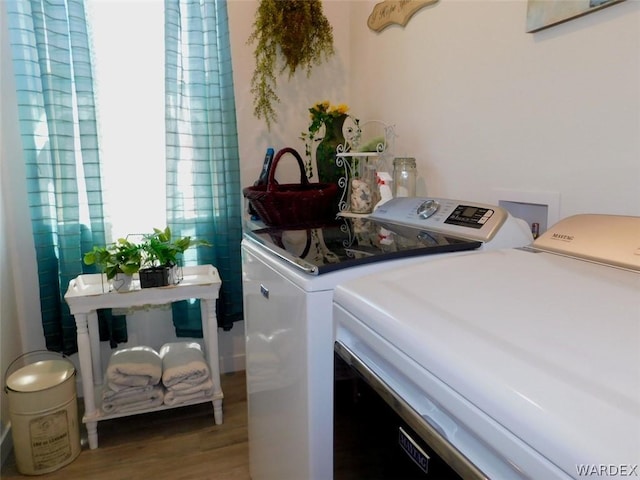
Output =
[{"x1": 87, "y1": 0, "x2": 165, "y2": 241}]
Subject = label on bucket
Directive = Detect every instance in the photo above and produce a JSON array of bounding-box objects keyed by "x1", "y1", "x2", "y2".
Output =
[{"x1": 29, "y1": 410, "x2": 72, "y2": 470}]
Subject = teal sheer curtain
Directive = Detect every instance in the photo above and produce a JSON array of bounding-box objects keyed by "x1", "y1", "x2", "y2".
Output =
[
  {"x1": 7, "y1": 0, "x2": 126, "y2": 354},
  {"x1": 165, "y1": 0, "x2": 243, "y2": 334}
]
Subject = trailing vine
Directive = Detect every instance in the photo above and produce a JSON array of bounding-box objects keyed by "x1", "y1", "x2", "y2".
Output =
[{"x1": 247, "y1": 0, "x2": 335, "y2": 130}]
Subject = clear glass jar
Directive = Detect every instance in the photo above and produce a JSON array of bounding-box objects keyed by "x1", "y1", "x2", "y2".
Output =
[
  {"x1": 393, "y1": 157, "x2": 417, "y2": 197},
  {"x1": 350, "y1": 156, "x2": 377, "y2": 214}
]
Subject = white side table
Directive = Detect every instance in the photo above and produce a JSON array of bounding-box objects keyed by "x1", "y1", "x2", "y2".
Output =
[{"x1": 64, "y1": 265, "x2": 223, "y2": 449}]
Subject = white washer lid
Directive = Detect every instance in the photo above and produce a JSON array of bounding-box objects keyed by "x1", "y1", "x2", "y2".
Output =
[
  {"x1": 334, "y1": 248, "x2": 640, "y2": 477},
  {"x1": 6, "y1": 359, "x2": 75, "y2": 393}
]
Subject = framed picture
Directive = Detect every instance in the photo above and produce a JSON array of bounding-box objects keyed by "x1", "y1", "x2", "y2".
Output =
[{"x1": 526, "y1": 0, "x2": 626, "y2": 33}]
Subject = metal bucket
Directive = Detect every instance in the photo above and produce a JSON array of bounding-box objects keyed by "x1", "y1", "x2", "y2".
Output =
[{"x1": 4, "y1": 351, "x2": 81, "y2": 475}]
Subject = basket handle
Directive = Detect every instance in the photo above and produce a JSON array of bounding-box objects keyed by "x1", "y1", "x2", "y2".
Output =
[{"x1": 267, "y1": 148, "x2": 309, "y2": 192}]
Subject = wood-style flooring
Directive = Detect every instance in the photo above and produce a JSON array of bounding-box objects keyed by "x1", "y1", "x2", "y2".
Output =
[{"x1": 1, "y1": 371, "x2": 250, "y2": 480}]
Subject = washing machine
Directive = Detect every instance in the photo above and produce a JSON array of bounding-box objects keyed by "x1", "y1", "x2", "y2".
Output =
[
  {"x1": 242, "y1": 197, "x2": 534, "y2": 480},
  {"x1": 333, "y1": 213, "x2": 639, "y2": 479}
]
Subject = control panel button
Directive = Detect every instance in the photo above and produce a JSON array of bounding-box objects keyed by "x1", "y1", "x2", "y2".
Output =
[{"x1": 417, "y1": 200, "x2": 440, "y2": 219}]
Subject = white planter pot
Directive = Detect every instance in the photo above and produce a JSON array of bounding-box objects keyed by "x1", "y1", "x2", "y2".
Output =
[{"x1": 112, "y1": 273, "x2": 133, "y2": 292}]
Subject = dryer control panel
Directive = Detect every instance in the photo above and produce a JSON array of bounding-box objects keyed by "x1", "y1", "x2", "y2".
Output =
[
  {"x1": 533, "y1": 214, "x2": 640, "y2": 271},
  {"x1": 370, "y1": 197, "x2": 524, "y2": 245}
]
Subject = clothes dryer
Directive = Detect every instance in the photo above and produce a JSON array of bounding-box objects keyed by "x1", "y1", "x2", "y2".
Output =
[{"x1": 333, "y1": 214, "x2": 639, "y2": 479}]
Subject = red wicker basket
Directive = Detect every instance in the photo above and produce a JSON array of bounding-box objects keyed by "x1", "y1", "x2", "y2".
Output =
[{"x1": 243, "y1": 147, "x2": 338, "y2": 226}]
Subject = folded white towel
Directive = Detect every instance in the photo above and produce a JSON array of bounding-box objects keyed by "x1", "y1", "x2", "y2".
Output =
[
  {"x1": 102, "y1": 384, "x2": 156, "y2": 402},
  {"x1": 102, "y1": 384, "x2": 164, "y2": 414},
  {"x1": 166, "y1": 377, "x2": 214, "y2": 395},
  {"x1": 106, "y1": 346, "x2": 162, "y2": 391},
  {"x1": 160, "y1": 342, "x2": 210, "y2": 388},
  {"x1": 164, "y1": 383, "x2": 214, "y2": 406}
]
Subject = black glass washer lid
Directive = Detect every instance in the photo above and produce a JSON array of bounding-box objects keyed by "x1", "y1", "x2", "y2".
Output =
[{"x1": 245, "y1": 216, "x2": 482, "y2": 275}]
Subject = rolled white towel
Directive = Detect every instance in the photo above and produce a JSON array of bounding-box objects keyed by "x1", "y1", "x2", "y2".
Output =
[
  {"x1": 106, "y1": 346, "x2": 162, "y2": 391},
  {"x1": 160, "y1": 342, "x2": 210, "y2": 388}
]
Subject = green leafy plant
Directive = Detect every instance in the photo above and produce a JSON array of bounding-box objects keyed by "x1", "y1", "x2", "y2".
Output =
[
  {"x1": 83, "y1": 238, "x2": 142, "y2": 280},
  {"x1": 248, "y1": 0, "x2": 335, "y2": 130},
  {"x1": 140, "y1": 227, "x2": 210, "y2": 269}
]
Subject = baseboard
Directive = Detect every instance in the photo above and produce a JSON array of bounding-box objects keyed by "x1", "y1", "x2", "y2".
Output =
[
  {"x1": 1, "y1": 422, "x2": 13, "y2": 470},
  {"x1": 220, "y1": 353, "x2": 245, "y2": 374}
]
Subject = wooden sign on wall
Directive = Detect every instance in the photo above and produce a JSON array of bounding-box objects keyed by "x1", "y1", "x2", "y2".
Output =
[{"x1": 368, "y1": 0, "x2": 440, "y2": 33}]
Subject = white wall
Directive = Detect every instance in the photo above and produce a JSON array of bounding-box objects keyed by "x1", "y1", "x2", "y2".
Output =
[
  {"x1": 232, "y1": 0, "x2": 640, "y2": 220},
  {"x1": 348, "y1": 0, "x2": 640, "y2": 218},
  {"x1": 228, "y1": 0, "x2": 352, "y2": 187}
]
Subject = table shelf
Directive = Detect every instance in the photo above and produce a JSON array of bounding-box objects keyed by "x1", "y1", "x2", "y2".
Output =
[
  {"x1": 84, "y1": 384, "x2": 224, "y2": 423},
  {"x1": 65, "y1": 265, "x2": 223, "y2": 449}
]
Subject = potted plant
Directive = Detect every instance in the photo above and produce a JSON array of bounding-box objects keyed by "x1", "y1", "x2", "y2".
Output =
[
  {"x1": 139, "y1": 227, "x2": 210, "y2": 288},
  {"x1": 83, "y1": 238, "x2": 142, "y2": 292},
  {"x1": 247, "y1": 0, "x2": 335, "y2": 130}
]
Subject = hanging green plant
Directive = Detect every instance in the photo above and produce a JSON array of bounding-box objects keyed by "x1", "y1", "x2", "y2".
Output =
[{"x1": 248, "y1": 0, "x2": 335, "y2": 130}]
